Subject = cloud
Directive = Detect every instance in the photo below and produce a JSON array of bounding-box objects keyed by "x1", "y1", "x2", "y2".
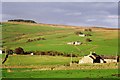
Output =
[
  {"x1": 1, "y1": 0, "x2": 119, "y2": 2},
  {"x1": 52, "y1": 8, "x2": 67, "y2": 13},
  {"x1": 87, "y1": 19, "x2": 96, "y2": 22},
  {"x1": 108, "y1": 15, "x2": 118, "y2": 19},
  {"x1": 65, "y1": 12, "x2": 82, "y2": 16},
  {"x1": 2, "y1": 2, "x2": 118, "y2": 28}
]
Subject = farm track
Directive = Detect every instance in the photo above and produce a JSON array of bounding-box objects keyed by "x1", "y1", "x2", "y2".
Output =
[
  {"x1": 1, "y1": 62, "x2": 118, "y2": 70},
  {"x1": 74, "y1": 46, "x2": 81, "y2": 52}
]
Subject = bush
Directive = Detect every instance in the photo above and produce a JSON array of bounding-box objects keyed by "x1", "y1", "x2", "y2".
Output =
[
  {"x1": 75, "y1": 31, "x2": 83, "y2": 35},
  {"x1": 84, "y1": 28, "x2": 92, "y2": 32},
  {"x1": 26, "y1": 38, "x2": 46, "y2": 43},
  {"x1": 7, "y1": 49, "x2": 14, "y2": 55},
  {"x1": 86, "y1": 38, "x2": 92, "y2": 42},
  {"x1": 72, "y1": 61, "x2": 79, "y2": 63},
  {"x1": 14, "y1": 47, "x2": 24, "y2": 54},
  {"x1": 86, "y1": 33, "x2": 92, "y2": 36},
  {"x1": 24, "y1": 51, "x2": 34, "y2": 55}
]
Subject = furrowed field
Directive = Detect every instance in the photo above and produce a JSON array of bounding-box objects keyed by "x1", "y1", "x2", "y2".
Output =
[{"x1": 1, "y1": 22, "x2": 119, "y2": 78}]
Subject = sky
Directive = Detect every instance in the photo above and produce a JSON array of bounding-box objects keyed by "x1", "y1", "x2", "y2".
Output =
[
  {"x1": 1, "y1": 1, "x2": 119, "y2": 28},
  {"x1": 1, "y1": 0, "x2": 120, "y2": 2}
]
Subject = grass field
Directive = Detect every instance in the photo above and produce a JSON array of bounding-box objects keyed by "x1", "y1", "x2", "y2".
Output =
[
  {"x1": 2, "y1": 22, "x2": 119, "y2": 56},
  {"x1": 2, "y1": 68, "x2": 119, "y2": 78},
  {"x1": 1, "y1": 54, "x2": 119, "y2": 78},
  {"x1": 2, "y1": 55, "x2": 79, "y2": 66},
  {"x1": 1, "y1": 22, "x2": 119, "y2": 78}
]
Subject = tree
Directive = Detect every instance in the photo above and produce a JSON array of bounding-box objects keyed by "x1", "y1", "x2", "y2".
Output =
[
  {"x1": 7, "y1": 49, "x2": 14, "y2": 55},
  {"x1": 14, "y1": 47, "x2": 24, "y2": 54},
  {"x1": 84, "y1": 28, "x2": 92, "y2": 32}
]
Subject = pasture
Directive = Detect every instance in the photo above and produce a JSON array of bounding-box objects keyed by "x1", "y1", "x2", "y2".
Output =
[
  {"x1": 1, "y1": 22, "x2": 119, "y2": 78},
  {"x1": 2, "y1": 68, "x2": 119, "y2": 78},
  {"x1": 1, "y1": 54, "x2": 119, "y2": 78},
  {"x1": 2, "y1": 22, "x2": 118, "y2": 56}
]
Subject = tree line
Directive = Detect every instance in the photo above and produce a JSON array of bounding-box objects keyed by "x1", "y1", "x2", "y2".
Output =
[
  {"x1": 2, "y1": 47, "x2": 79, "y2": 57},
  {"x1": 8, "y1": 19, "x2": 36, "y2": 23}
]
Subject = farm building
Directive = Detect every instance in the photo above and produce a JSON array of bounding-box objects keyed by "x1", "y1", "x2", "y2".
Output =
[
  {"x1": 79, "y1": 52, "x2": 105, "y2": 64},
  {"x1": 79, "y1": 52, "x2": 119, "y2": 64},
  {"x1": 101, "y1": 55, "x2": 119, "y2": 63},
  {"x1": 67, "y1": 41, "x2": 82, "y2": 45},
  {"x1": 30, "y1": 53, "x2": 34, "y2": 55},
  {"x1": 0, "y1": 50, "x2": 2, "y2": 54},
  {"x1": 78, "y1": 33, "x2": 86, "y2": 37}
]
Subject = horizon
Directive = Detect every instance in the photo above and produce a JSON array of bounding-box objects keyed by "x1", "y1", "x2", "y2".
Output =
[
  {"x1": 2, "y1": 20, "x2": 119, "y2": 29},
  {"x1": 2, "y1": 2, "x2": 118, "y2": 28}
]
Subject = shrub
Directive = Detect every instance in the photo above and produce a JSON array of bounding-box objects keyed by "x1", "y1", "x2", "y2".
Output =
[
  {"x1": 86, "y1": 38, "x2": 92, "y2": 42},
  {"x1": 84, "y1": 28, "x2": 92, "y2": 32},
  {"x1": 75, "y1": 31, "x2": 83, "y2": 35},
  {"x1": 86, "y1": 33, "x2": 92, "y2": 36},
  {"x1": 24, "y1": 51, "x2": 34, "y2": 55},
  {"x1": 72, "y1": 61, "x2": 79, "y2": 63},
  {"x1": 14, "y1": 47, "x2": 24, "y2": 54},
  {"x1": 7, "y1": 49, "x2": 14, "y2": 55}
]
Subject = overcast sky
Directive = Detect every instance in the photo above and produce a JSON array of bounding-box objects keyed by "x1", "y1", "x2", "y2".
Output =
[
  {"x1": 1, "y1": 0, "x2": 120, "y2": 2},
  {"x1": 2, "y1": 2, "x2": 119, "y2": 28}
]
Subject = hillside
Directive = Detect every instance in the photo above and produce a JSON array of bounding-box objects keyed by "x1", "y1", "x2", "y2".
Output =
[{"x1": 2, "y1": 22, "x2": 119, "y2": 56}]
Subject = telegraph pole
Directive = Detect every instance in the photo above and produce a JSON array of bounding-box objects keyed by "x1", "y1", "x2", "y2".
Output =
[
  {"x1": 70, "y1": 51, "x2": 73, "y2": 66},
  {"x1": 5, "y1": 46, "x2": 7, "y2": 55},
  {"x1": 71, "y1": 52, "x2": 72, "y2": 63}
]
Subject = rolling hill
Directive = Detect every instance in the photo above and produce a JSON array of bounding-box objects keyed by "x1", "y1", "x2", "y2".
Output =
[{"x1": 2, "y1": 22, "x2": 119, "y2": 56}]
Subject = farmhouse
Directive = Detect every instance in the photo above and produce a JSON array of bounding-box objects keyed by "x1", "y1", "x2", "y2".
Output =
[
  {"x1": 67, "y1": 41, "x2": 82, "y2": 45},
  {"x1": 79, "y1": 52, "x2": 119, "y2": 64},
  {"x1": 79, "y1": 52, "x2": 105, "y2": 64}
]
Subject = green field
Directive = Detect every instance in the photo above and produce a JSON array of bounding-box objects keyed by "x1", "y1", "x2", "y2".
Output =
[
  {"x1": 1, "y1": 22, "x2": 119, "y2": 78},
  {"x1": 1, "y1": 54, "x2": 119, "y2": 78},
  {"x1": 2, "y1": 55, "x2": 79, "y2": 66},
  {"x1": 2, "y1": 22, "x2": 119, "y2": 56},
  {"x1": 2, "y1": 68, "x2": 118, "y2": 78},
  {"x1": 1, "y1": 52, "x2": 119, "y2": 78}
]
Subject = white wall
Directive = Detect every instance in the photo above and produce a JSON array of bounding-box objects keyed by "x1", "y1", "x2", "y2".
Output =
[{"x1": 0, "y1": 50, "x2": 2, "y2": 54}]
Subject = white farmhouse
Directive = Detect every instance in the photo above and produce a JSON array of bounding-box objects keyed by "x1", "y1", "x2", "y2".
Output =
[
  {"x1": 74, "y1": 41, "x2": 82, "y2": 45},
  {"x1": 67, "y1": 41, "x2": 82, "y2": 45},
  {"x1": 79, "y1": 53, "x2": 105, "y2": 64},
  {"x1": 78, "y1": 33, "x2": 86, "y2": 37}
]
